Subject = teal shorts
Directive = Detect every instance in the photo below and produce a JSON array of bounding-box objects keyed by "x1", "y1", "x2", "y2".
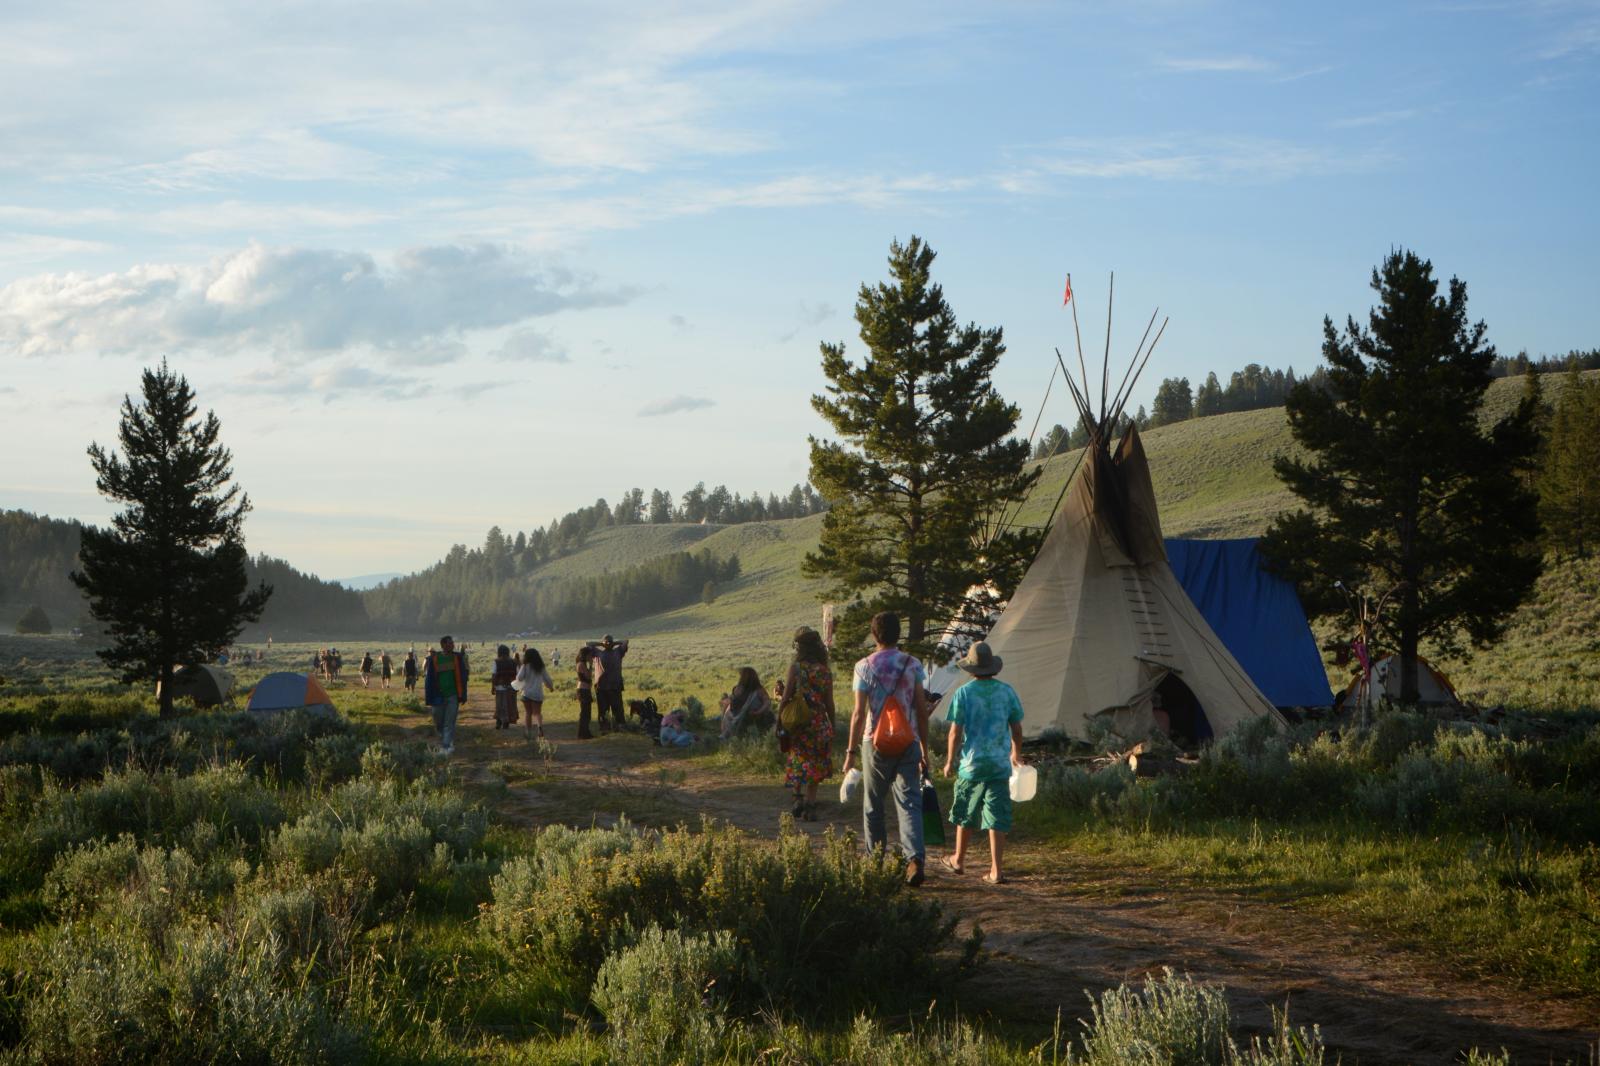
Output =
[{"x1": 949, "y1": 775, "x2": 1013, "y2": 833}]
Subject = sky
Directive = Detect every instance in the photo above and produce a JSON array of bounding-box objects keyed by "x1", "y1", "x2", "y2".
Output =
[{"x1": 2, "y1": 1, "x2": 1597, "y2": 580}]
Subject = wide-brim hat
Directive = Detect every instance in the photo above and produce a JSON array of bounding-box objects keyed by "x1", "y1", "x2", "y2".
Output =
[{"x1": 957, "y1": 642, "x2": 1002, "y2": 677}]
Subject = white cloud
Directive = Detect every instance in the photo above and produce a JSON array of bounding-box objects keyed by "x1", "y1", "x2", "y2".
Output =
[
  {"x1": 638, "y1": 394, "x2": 715, "y2": 416},
  {"x1": 0, "y1": 242, "x2": 636, "y2": 358},
  {"x1": 494, "y1": 328, "x2": 570, "y2": 363},
  {"x1": 1158, "y1": 55, "x2": 1276, "y2": 73},
  {"x1": 1330, "y1": 109, "x2": 1420, "y2": 129},
  {"x1": 777, "y1": 300, "x2": 834, "y2": 342},
  {"x1": 1007, "y1": 136, "x2": 1383, "y2": 185}
]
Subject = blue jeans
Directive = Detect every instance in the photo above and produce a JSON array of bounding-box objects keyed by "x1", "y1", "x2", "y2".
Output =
[
  {"x1": 432, "y1": 695, "x2": 459, "y2": 749},
  {"x1": 862, "y1": 739, "x2": 924, "y2": 863}
]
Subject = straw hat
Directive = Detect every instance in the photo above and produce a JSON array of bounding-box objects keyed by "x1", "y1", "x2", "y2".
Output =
[{"x1": 956, "y1": 642, "x2": 1003, "y2": 677}]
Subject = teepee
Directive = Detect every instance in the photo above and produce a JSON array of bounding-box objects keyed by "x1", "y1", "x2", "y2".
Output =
[{"x1": 947, "y1": 277, "x2": 1287, "y2": 743}]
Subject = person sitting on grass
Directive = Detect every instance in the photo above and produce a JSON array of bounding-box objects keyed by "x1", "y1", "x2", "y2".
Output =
[
  {"x1": 939, "y1": 642, "x2": 1024, "y2": 885},
  {"x1": 718, "y1": 666, "x2": 773, "y2": 739}
]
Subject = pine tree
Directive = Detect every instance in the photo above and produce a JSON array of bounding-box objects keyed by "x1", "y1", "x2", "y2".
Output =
[
  {"x1": 1194, "y1": 372, "x2": 1224, "y2": 417},
  {"x1": 15, "y1": 603, "x2": 51, "y2": 634},
  {"x1": 1540, "y1": 363, "x2": 1600, "y2": 558},
  {"x1": 71, "y1": 362, "x2": 271, "y2": 715},
  {"x1": 1151, "y1": 377, "x2": 1193, "y2": 426},
  {"x1": 1260, "y1": 250, "x2": 1540, "y2": 703},
  {"x1": 805, "y1": 236, "x2": 1040, "y2": 657}
]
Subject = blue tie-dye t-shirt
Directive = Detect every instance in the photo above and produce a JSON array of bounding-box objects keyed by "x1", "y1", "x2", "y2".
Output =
[{"x1": 943, "y1": 678, "x2": 1024, "y2": 781}]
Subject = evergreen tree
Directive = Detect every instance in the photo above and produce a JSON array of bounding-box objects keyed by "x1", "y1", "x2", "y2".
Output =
[
  {"x1": 649, "y1": 489, "x2": 675, "y2": 524},
  {"x1": 805, "y1": 236, "x2": 1039, "y2": 656},
  {"x1": 1260, "y1": 251, "x2": 1540, "y2": 702},
  {"x1": 72, "y1": 363, "x2": 271, "y2": 715},
  {"x1": 15, "y1": 603, "x2": 51, "y2": 634},
  {"x1": 1194, "y1": 372, "x2": 1224, "y2": 417},
  {"x1": 701, "y1": 580, "x2": 717, "y2": 605},
  {"x1": 1151, "y1": 377, "x2": 1193, "y2": 426},
  {"x1": 1540, "y1": 363, "x2": 1600, "y2": 558}
]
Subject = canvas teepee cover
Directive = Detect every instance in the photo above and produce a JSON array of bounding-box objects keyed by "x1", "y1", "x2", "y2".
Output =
[{"x1": 959, "y1": 425, "x2": 1286, "y2": 742}]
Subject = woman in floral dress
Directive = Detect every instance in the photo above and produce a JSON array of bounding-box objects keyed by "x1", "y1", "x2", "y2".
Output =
[{"x1": 782, "y1": 626, "x2": 836, "y2": 820}]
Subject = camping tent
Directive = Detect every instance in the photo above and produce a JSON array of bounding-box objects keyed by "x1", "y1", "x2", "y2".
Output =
[
  {"x1": 947, "y1": 425, "x2": 1287, "y2": 743},
  {"x1": 156, "y1": 664, "x2": 234, "y2": 708},
  {"x1": 1342, "y1": 654, "x2": 1460, "y2": 712},
  {"x1": 246, "y1": 672, "x2": 336, "y2": 715},
  {"x1": 1165, "y1": 538, "x2": 1333, "y2": 708}
]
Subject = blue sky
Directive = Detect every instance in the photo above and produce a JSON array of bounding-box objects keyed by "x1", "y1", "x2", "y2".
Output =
[{"x1": 2, "y1": 1, "x2": 1596, "y2": 578}]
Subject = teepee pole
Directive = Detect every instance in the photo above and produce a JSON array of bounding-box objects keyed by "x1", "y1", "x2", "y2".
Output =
[
  {"x1": 1067, "y1": 274, "x2": 1092, "y2": 430},
  {"x1": 1109, "y1": 307, "x2": 1160, "y2": 422},
  {"x1": 1111, "y1": 316, "x2": 1169, "y2": 422},
  {"x1": 1101, "y1": 272, "x2": 1114, "y2": 423}
]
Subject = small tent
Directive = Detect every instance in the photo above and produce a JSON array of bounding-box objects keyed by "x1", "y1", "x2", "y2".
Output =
[
  {"x1": 1342, "y1": 654, "x2": 1460, "y2": 712},
  {"x1": 246, "y1": 672, "x2": 336, "y2": 715},
  {"x1": 156, "y1": 664, "x2": 234, "y2": 708},
  {"x1": 1164, "y1": 538, "x2": 1333, "y2": 708},
  {"x1": 948, "y1": 425, "x2": 1287, "y2": 744}
]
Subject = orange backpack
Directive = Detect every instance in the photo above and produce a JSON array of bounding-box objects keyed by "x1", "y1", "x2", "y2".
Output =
[{"x1": 869, "y1": 655, "x2": 917, "y2": 757}]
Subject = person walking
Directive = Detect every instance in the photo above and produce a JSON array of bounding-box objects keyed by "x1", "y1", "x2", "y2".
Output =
[
  {"x1": 359, "y1": 651, "x2": 374, "y2": 688},
  {"x1": 380, "y1": 651, "x2": 393, "y2": 689},
  {"x1": 840, "y1": 612, "x2": 931, "y2": 885},
  {"x1": 939, "y1": 642, "x2": 1025, "y2": 885},
  {"x1": 490, "y1": 645, "x2": 519, "y2": 730},
  {"x1": 575, "y1": 646, "x2": 597, "y2": 739},
  {"x1": 402, "y1": 650, "x2": 418, "y2": 692},
  {"x1": 585, "y1": 635, "x2": 630, "y2": 735},
  {"x1": 423, "y1": 635, "x2": 470, "y2": 755},
  {"x1": 781, "y1": 626, "x2": 835, "y2": 820},
  {"x1": 515, "y1": 648, "x2": 556, "y2": 740}
]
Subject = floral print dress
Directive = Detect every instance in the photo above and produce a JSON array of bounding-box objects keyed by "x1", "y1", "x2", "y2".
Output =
[{"x1": 784, "y1": 660, "x2": 835, "y2": 788}]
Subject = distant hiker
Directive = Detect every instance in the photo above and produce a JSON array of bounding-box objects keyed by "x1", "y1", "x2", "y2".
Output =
[
  {"x1": 424, "y1": 634, "x2": 469, "y2": 755},
  {"x1": 575, "y1": 645, "x2": 597, "y2": 739},
  {"x1": 360, "y1": 651, "x2": 374, "y2": 688},
  {"x1": 380, "y1": 651, "x2": 392, "y2": 688},
  {"x1": 402, "y1": 651, "x2": 418, "y2": 692},
  {"x1": 585, "y1": 635, "x2": 630, "y2": 735},
  {"x1": 491, "y1": 645, "x2": 518, "y2": 730},
  {"x1": 841, "y1": 611, "x2": 930, "y2": 886},
  {"x1": 718, "y1": 666, "x2": 773, "y2": 739},
  {"x1": 781, "y1": 627, "x2": 835, "y2": 820},
  {"x1": 939, "y1": 642, "x2": 1024, "y2": 885},
  {"x1": 516, "y1": 648, "x2": 555, "y2": 740}
]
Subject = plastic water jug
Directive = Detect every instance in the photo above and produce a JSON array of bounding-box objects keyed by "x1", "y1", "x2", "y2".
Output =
[
  {"x1": 1009, "y1": 763, "x2": 1037, "y2": 803},
  {"x1": 839, "y1": 768, "x2": 863, "y2": 805}
]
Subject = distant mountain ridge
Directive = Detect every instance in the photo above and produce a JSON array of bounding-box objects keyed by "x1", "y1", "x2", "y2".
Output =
[{"x1": 335, "y1": 572, "x2": 404, "y2": 590}]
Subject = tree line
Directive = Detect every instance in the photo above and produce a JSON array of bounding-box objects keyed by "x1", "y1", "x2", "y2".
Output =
[
  {"x1": 363, "y1": 541, "x2": 739, "y2": 633},
  {"x1": 1032, "y1": 363, "x2": 1332, "y2": 458},
  {"x1": 509, "y1": 483, "x2": 827, "y2": 570},
  {"x1": 1530, "y1": 362, "x2": 1600, "y2": 559}
]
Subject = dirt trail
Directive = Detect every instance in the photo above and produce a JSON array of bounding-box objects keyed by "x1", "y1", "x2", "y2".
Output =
[{"x1": 413, "y1": 711, "x2": 1598, "y2": 1065}]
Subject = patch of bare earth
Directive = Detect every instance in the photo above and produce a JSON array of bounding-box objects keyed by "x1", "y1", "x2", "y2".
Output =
[{"x1": 408, "y1": 711, "x2": 1600, "y2": 1065}]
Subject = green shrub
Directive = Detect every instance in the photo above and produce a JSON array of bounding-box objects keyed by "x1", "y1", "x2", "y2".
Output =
[
  {"x1": 591, "y1": 924, "x2": 738, "y2": 1066},
  {"x1": 41, "y1": 834, "x2": 141, "y2": 917},
  {"x1": 305, "y1": 733, "x2": 367, "y2": 787},
  {"x1": 1079, "y1": 968, "x2": 1232, "y2": 1065},
  {"x1": 487, "y1": 820, "x2": 970, "y2": 1020},
  {"x1": 20, "y1": 921, "x2": 362, "y2": 1064}
]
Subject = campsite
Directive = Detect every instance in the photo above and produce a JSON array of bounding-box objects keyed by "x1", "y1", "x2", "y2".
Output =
[{"x1": 4, "y1": 5, "x2": 1600, "y2": 1063}]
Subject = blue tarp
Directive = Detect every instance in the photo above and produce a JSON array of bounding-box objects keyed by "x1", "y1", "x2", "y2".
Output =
[{"x1": 1165, "y1": 537, "x2": 1333, "y2": 708}]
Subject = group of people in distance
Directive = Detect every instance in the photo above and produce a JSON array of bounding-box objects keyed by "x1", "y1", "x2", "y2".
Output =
[
  {"x1": 412, "y1": 616, "x2": 1025, "y2": 885},
  {"x1": 315, "y1": 647, "x2": 421, "y2": 692}
]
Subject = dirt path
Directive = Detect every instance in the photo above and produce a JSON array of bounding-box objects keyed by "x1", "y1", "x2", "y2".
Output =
[{"x1": 410, "y1": 712, "x2": 1598, "y2": 1065}]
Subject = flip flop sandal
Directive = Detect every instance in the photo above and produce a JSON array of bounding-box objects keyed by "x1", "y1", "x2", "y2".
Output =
[
  {"x1": 939, "y1": 855, "x2": 964, "y2": 875},
  {"x1": 982, "y1": 872, "x2": 1007, "y2": 885}
]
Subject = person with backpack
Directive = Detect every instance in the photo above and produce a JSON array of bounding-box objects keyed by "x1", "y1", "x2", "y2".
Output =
[
  {"x1": 939, "y1": 642, "x2": 1025, "y2": 885},
  {"x1": 840, "y1": 611, "x2": 931, "y2": 886},
  {"x1": 423, "y1": 635, "x2": 470, "y2": 756},
  {"x1": 490, "y1": 645, "x2": 519, "y2": 730}
]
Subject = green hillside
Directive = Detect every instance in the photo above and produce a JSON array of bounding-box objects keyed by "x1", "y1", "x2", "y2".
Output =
[{"x1": 590, "y1": 372, "x2": 1598, "y2": 709}]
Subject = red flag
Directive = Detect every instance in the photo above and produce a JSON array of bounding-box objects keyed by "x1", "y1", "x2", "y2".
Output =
[{"x1": 1062, "y1": 276, "x2": 1073, "y2": 306}]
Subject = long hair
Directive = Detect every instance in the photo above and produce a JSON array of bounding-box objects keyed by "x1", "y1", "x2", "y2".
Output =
[
  {"x1": 735, "y1": 666, "x2": 762, "y2": 695},
  {"x1": 794, "y1": 628, "x2": 829, "y2": 665},
  {"x1": 525, "y1": 647, "x2": 545, "y2": 672},
  {"x1": 496, "y1": 644, "x2": 511, "y2": 659}
]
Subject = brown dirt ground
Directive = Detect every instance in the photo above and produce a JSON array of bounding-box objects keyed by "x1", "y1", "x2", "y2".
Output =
[{"x1": 400, "y1": 707, "x2": 1599, "y2": 1065}]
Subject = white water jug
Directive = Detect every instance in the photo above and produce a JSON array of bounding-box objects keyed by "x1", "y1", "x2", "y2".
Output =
[
  {"x1": 839, "y1": 767, "x2": 863, "y2": 804},
  {"x1": 1009, "y1": 763, "x2": 1037, "y2": 803}
]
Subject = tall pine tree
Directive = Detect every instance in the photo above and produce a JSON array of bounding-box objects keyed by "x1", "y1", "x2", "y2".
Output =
[
  {"x1": 1540, "y1": 362, "x2": 1600, "y2": 558},
  {"x1": 805, "y1": 237, "x2": 1039, "y2": 657},
  {"x1": 1260, "y1": 250, "x2": 1540, "y2": 703},
  {"x1": 72, "y1": 363, "x2": 271, "y2": 715}
]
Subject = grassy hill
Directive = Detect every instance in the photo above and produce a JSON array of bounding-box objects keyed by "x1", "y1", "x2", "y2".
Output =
[{"x1": 579, "y1": 371, "x2": 1599, "y2": 709}]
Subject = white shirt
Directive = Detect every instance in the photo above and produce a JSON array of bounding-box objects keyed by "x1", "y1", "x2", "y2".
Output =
[{"x1": 515, "y1": 663, "x2": 555, "y2": 700}]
